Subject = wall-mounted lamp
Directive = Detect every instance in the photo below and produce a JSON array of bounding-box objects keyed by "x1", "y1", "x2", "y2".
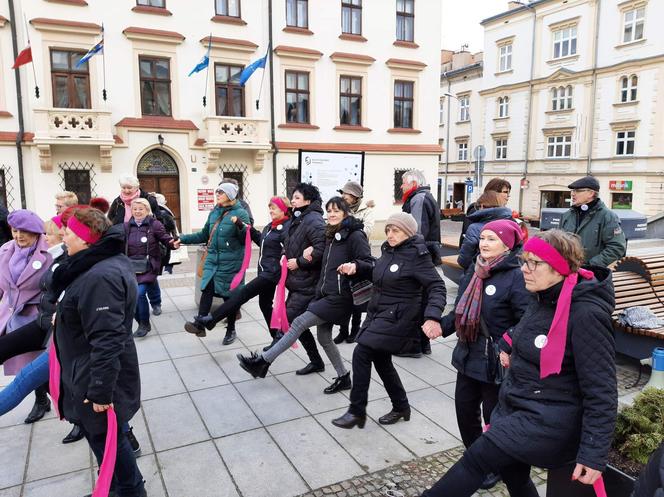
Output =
[{"x1": 158, "y1": 134, "x2": 164, "y2": 147}]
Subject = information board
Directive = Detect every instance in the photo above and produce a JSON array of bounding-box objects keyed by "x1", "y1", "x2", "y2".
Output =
[
  {"x1": 298, "y1": 150, "x2": 365, "y2": 203},
  {"x1": 197, "y1": 189, "x2": 215, "y2": 211}
]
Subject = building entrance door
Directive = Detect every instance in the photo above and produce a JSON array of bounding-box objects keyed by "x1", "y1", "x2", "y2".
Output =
[{"x1": 137, "y1": 149, "x2": 181, "y2": 230}]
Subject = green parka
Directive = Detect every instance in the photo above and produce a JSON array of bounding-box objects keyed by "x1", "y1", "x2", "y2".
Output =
[
  {"x1": 560, "y1": 198, "x2": 627, "y2": 267},
  {"x1": 180, "y1": 202, "x2": 250, "y2": 296}
]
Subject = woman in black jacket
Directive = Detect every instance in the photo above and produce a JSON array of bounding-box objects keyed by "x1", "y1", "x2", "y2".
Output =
[
  {"x1": 237, "y1": 197, "x2": 374, "y2": 394},
  {"x1": 53, "y1": 207, "x2": 144, "y2": 497},
  {"x1": 441, "y1": 219, "x2": 531, "y2": 489},
  {"x1": 107, "y1": 174, "x2": 159, "y2": 226},
  {"x1": 184, "y1": 196, "x2": 291, "y2": 347},
  {"x1": 332, "y1": 212, "x2": 446, "y2": 429},
  {"x1": 421, "y1": 229, "x2": 617, "y2": 497}
]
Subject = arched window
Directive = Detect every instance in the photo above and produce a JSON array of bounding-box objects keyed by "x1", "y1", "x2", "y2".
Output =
[
  {"x1": 498, "y1": 96, "x2": 509, "y2": 118},
  {"x1": 620, "y1": 75, "x2": 638, "y2": 103},
  {"x1": 137, "y1": 149, "x2": 178, "y2": 176}
]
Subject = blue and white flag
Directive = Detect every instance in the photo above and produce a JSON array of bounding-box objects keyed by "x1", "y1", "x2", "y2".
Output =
[
  {"x1": 75, "y1": 38, "x2": 103, "y2": 68},
  {"x1": 188, "y1": 52, "x2": 209, "y2": 76},
  {"x1": 238, "y1": 53, "x2": 267, "y2": 86}
]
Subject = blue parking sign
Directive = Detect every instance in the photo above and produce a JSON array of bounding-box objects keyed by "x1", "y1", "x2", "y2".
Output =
[{"x1": 466, "y1": 183, "x2": 473, "y2": 194}]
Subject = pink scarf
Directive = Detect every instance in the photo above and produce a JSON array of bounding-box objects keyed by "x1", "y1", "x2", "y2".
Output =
[
  {"x1": 120, "y1": 190, "x2": 140, "y2": 223},
  {"x1": 270, "y1": 256, "x2": 290, "y2": 333},
  {"x1": 229, "y1": 225, "x2": 252, "y2": 290},
  {"x1": 522, "y1": 237, "x2": 594, "y2": 379}
]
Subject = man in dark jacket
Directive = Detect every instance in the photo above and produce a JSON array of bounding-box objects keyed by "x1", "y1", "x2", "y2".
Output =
[{"x1": 559, "y1": 176, "x2": 626, "y2": 267}]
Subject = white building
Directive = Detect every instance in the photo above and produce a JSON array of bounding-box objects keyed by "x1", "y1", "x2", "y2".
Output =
[{"x1": 0, "y1": 0, "x2": 442, "y2": 233}]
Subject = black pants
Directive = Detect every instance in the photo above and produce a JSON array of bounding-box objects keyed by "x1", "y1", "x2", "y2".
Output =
[
  {"x1": 454, "y1": 372, "x2": 500, "y2": 448},
  {"x1": 0, "y1": 319, "x2": 47, "y2": 365},
  {"x1": 83, "y1": 420, "x2": 144, "y2": 497},
  {"x1": 199, "y1": 280, "x2": 236, "y2": 331},
  {"x1": 209, "y1": 277, "x2": 276, "y2": 331},
  {"x1": 421, "y1": 435, "x2": 538, "y2": 497},
  {"x1": 339, "y1": 307, "x2": 363, "y2": 333},
  {"x1": 286, "y1": 293, "x2": 324, "y2": 366},
  {"x1": 349, "y1": 343, "x2": 408, "y2": 416}
]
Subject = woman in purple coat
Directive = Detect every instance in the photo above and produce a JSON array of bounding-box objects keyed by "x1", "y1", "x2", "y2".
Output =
[
  {"x1": 125, "y1": 198, "x2": 177, "y2": 338},
  {"x1": 0, "y1": 209, "x2": 52, "y2": 422}
]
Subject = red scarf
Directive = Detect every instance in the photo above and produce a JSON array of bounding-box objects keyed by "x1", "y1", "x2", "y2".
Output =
[
  {"x1": 401, "y1": 185, "x2": 417, "y2": 204},
  {"x1": 271, "y1": 216, "x2": 289, "y2": 229}
]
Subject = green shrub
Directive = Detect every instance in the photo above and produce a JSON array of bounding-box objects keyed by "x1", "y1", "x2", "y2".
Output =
[{"x1": 613, "y1": 388, "x2": 664, "y2": 464}]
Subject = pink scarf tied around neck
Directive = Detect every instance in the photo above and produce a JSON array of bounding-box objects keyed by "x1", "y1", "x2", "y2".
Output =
[{"x1": 120, "y1": 190, "x2": 140, "y2": 223}]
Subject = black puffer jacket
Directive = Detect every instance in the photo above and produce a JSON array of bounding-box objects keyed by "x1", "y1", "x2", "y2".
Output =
[
  {"x1": 486, "y1": 266, "x2": 617, "y2": 471},
  {"x1": 633, "y1": 442, "x2": 664, "y2": 497},
  {"x1": 250, "y1": 217, "x2": 290, "y2": 283},
  {"x1": 284, "y1": 201, "x2": 326, "y2": 316},
  {"x1": 457, "y1": 207, "x2": 514, "y2": 270},
  {"x1": 442, "y1": 249, "x2": 532, "y2": 383},
  {"x1": 307, "y1": 216, "x2": 374, "y2": 324},
  {"x1": 108, "y1": 189, "x2": 159, "y2": 225},
  {"x1": 356, "y1": 235, "x2": 446, "y2": 355},
  {"x1": 37, "y1": 244, "x2": 68, "y2": 338}
]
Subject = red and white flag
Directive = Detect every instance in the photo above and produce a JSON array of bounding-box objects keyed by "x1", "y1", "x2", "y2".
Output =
[{"x1": 12, "y1": 45, "x2": 32, "y2": 69}]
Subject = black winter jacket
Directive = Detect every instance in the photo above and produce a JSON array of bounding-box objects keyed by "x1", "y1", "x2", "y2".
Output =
[
  {"x1": 108, "y1": 189, "x2": 159, "y2": 225},
  {"x1": 402, "y1": 186, "x2": 442, "y2": 264},
  {"x1": 442, "y1": 249, "x2": 532, "y2": 383},
  {"x1": 307, "y1": 217, "x2": 374, "y2": 324},
  {"x1": 356, "y1": 235, "x2": 446, "y2": 355},
  {"x1": 633, "y1": 442, "x2": 664, "y2": 497},
  {"x1": 36, "y1": 244, "x2": 68, "y2": 337},
  {"x1": 52, "y1": 225, "x2": 140, "y2": 435},
  {"x1": 250, "y1": 217, "x2": 290, "y2": 283},
  {"x1": 284, "y1": 201, "x2": 326, "y2": 294},
  {"x1": 487, "y1": 266, "x2": 617, "y2": 471},
  {"x1": 457, "y1": 207, "x2": 514, "y2": 270}
]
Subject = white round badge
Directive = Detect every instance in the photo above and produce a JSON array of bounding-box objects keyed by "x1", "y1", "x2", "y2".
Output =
[
  {"x1": 334, "y1": 233, "x2": 341, "y2": 241},
  {"x1": 141, "y1": 236, "x2": 148, "y2": 243},
  {"x1": 534, "y1": 334, "x2": 548, "y2": 349},
  {"x1": 294, "y1": 211, "x2": 301, "y2": 218},
  {"x1": 485, "y1": 285, "x2": 496, "y2": 296},
  {"x1": 32, "y1": 260, "x2": 42, "y2": 270},
  {"x1": 277, "y1": 224, "x2": 283, "y2": 230},
  {"x1": 389, "y1": 264, "x2": 399, "y2": 272}
]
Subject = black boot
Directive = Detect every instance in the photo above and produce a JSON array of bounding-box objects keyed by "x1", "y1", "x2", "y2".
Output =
[
  {"x1": 237, "y1": 352, "x2": 270, "y2": 378},
  {"x1": 222, "y1": 327, "x2": 237, "y2": 345},
  {"x1": 263, "y1": 331, "x2": 283, "y2": 352},
  {"x1": 346, "y1": 325, "x2": 360, "y2": 344},
  {"x1": 479, "y1": 473, "x2": 501, "y2": 490},
  {"x1": 378, "y1": 408, "x2": 411, "y2": 425},
  {"x1": 133, "y1": 321, "x2": 151, "y2": 338},
  {"x1": 24, "y1": 386, "x2": 50, "y2": 424},
  {"x1": 125, "y1": 426, "x2": 141, "y2": 456},
  {"x1": 331, "y1": 411, "x2": 366, "y2": 429},
  {"x1": 62, "y1": 424, "x2": 85, "y2": 444},
  {"x1": 185, "y1": 314, "x2": 215, "y2": 337},
  {"x1": 296, "y1": 362, "x2": 325, "y2": 375},
  {"x1": 422, "y1": 338, "x2": 432, "y2": 355},
  {"x1": 324, "y1": 372, "x2": 351, "y2": 394},
  {"x1": 333, "y1": 325, "x2": 349, "y2": 344}
]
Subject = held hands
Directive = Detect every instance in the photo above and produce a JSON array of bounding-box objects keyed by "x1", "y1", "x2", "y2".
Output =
[
  {"x1": 171, "y1": 239, "x2": 181, "y2": 249},
  {"x1": 422, "y1": 320, "x2": 442, "y2": 339},
  {"x1": 572, "y1": 464, "x2": 602, "y2": 485},
  {"x1": 287, "y1": 258, "x2": 299, "y2": 270},
  {"x1": 84, "y1": 398, "x2": 113, "y2": 413},
  {"x1": 500, "y1": 351, "x2": 511, "y2": 368},
  {"x1": 302, "y1": 246, "x2": 314, "y2": 262},
  {"x1": 337, "y1": 262, "x2": 357, "y2": 275}
]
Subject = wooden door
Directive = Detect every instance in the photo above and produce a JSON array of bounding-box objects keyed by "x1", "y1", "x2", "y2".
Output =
[{"x1": 138, "y1": 175, "x2": 182, "y2": 231}]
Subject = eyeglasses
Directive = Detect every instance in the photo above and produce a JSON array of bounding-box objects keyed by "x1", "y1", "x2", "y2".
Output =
[
  {"x1": 571, "y1": 188, "x2": 593, "y2": 194},
  {"x1": 518, "y1": 255, "x2": 549, "y2": 271}
]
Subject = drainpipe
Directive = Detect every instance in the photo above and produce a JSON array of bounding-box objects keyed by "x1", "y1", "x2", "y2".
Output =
[
  {"x1": 268, "y1": 0, "x2": 278, "y2": 196},
  {"x1": 443, "y1": 74, "x2": 452, "y2": 209},
  {"x1": 518, "y1": 3, "x2": 537, "y2": 216},
  {"x1": 586, "y1": 0, "x2": 601, "y2": 175},
  {"x1": 8, "y1": 0, "x2": 27, "y2": 208}
]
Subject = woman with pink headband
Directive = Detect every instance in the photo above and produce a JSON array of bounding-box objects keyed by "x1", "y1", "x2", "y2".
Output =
[
  {"x1": 184, "y1": 196, "x2": 291, "y2": 350},
  {"x1": 420, "y1": 229, "x2": 617, "y2": 497}
]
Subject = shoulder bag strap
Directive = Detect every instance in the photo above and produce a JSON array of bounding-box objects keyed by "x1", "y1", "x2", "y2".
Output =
[{"x1": 206, "y1": 213, "x2": 225, "y2": 248}]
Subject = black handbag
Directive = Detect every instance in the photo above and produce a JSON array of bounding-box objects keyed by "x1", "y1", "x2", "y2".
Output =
[
  {"x1": 480, "y1": 317, "x2": 505, "y2": 385},
  {"x1": 125, "y1": 222, "x2": 152, "y2": 275},
  {"x1": 350, "y1": 279, "x2": 373, "y2": 306}
]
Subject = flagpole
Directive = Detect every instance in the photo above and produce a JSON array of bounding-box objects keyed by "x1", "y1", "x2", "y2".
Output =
[
  {"x1": 23, "y1": 14, "x2": 39, "y2": 98},
  {"x1": 203, "y1": 33, "x2": 212, "y2": 108},
  {"x1": 102, "y1": 23, "x2": 107, "y2": 101},
  {"x1": 256, "y1": 43, "x2": 270, "y2": 110}
]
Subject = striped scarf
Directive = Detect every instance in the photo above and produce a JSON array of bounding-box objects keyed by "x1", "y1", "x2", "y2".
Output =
[{"x1": 455, "y1": 254, "x2": 506, "y2": 342}]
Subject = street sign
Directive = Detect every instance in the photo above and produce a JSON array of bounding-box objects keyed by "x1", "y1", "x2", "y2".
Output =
[
  {"x1": 466, "y1": 183, "x2": 473, "y2": 194},
  {"x1": 473, "y1": 145, "x2": 486, "y2": 160}
]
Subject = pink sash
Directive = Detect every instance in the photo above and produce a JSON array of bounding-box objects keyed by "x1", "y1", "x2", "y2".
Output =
[
  {"x1": 230, "y1": 226, "x2": 252, "y2": 290},
  {"x1": 270, "y1": 256, "x2": 290, "y2": 333},
  {"x1": 48, "y1": 342, "x2": 61, "y2": 417}
]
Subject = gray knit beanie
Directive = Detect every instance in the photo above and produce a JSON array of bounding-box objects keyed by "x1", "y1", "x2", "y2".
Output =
[{"x1": 385, "y1": 212, "x2": 418, "y2": 238}]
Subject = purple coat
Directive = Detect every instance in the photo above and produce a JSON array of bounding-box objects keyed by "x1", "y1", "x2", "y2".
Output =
[
  {"x1": 0, "y1": 236, "x2": 52, "y2": 374},
  {"x1": 125, "y1": 217, "x2": 173, "y2": 284}
]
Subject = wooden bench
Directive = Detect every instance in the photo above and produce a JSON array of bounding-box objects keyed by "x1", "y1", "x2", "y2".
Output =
[{"x1": 441, "y1": 254, "x2": 464, "y2": 285}]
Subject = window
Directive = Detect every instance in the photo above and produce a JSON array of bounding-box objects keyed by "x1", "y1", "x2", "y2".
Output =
[
  {"x1": 339, "y1": 75, "x2": 362, "y2": 126},
  {"x1": 342, "y1": 0, "x2": 362, "y2": 35},
  {"x1": 623, "y1": 7, "x2": 645, "y2": 43},
  {"x1": 620, "y1": 75, "x2": 638, "y2": 103},
  {"x1": 611, "y1": 192, "x2": 632, "y2": 209},
  {"x1": 64, "y1": 170, "x2": 92, "y2": 204},
  {"x1": 396, "y1": 0, "x2": 414, "y2": 42},
  {"x1": 139, "y1": 57, "x2": 171, "y2": 116},
  {"x1": 0, "y1": 171, "x2": 7, "y2": 209},
  {"x1": 393, "y1": 80, "x2": 414, "y2": 129},
  {"x1": 137, "y1": 0, "x2": 165, "y2": 6},
  {"x1": 499, "y1": 44, "x2": 512, "y2": 72},
  {"x1": 286, "y1": 0, "x2": 308, "y2": 28},
  {"x1": 285, "y1": 169, "x2": 299, "y2": 197},
  {"x1": 215, "y1": 64, "x2": 244, "y2": 117},
  {"x1": 495, "y1": 138, "x2": 508, "y2": 160},
  {"x1": 439, "y1": 98, "x2": 444, "y2": 124},
  {"x1": 498, "y1": 96, "x2": 509, "y2": 118},
  {"x1": 553, "y1": 26, "x2": 577, "y2": 59},
  {"x1": 393, "y1": 169, "x2": 407, "y2": 203},
  {"x1": 222, "y1": 171, "x2": 245, "y2": 199},
  {"x1": 616, "y1": 130, "x2": 635, "y2": 156},
  {"x1": 50, "y1": 50, "x2": 91, "y2": 109},
  {"x1": 457, "y1": 141, "x2": 468, "y2": 161},
  {"x1": 547, "y1": 135, "x2": 572, "y2": 158},
  {"x1": 552, "y1": 85, "x2": 573, "y2": 111},
  {"x1": 216, "y1": 0, "x2": 240, "y2": 17},
  {"x1": 459, "y1": 95, "x2": 470, "y2": 122},
  {"x1": 285, "y1": 71, "x2": 310, "y2": 123}
]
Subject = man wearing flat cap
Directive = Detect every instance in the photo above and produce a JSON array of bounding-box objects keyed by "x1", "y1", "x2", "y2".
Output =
[{"x1": 559, "y1": 175, "x2": 626, "y2": 266}]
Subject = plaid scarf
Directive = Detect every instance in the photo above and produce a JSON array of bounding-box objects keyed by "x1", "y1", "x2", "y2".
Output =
[{"x1": 455, "y1": 254, "x2": 506, "y2": 342}]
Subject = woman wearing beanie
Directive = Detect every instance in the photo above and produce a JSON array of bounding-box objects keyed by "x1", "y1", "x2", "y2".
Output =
[
  {"x1": 421, "y1": 229, "x2": 617, "y2": 497},
  {"x1": 179, "y1": 182, "x2": 250, "y2": 345},
  {"x1": 440, "y1": 219, "x2": 532, "y2": 489},
  {"x1": 237, "y1": 197, "x2": 374, "y2": 394},
  {"x1": 184, "y1": 196, "x2": 291, "y2": 349},
  {"x1": 332, "y1": 212, "x2": 446, "y2": 429}
]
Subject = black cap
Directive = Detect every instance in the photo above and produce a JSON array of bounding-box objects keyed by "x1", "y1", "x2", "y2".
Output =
[{"x1": 568, "y1": 176, "x2": 599, "y2": 192}]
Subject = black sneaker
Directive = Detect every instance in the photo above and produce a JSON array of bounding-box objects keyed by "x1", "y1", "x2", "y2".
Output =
[
  {"x1": 125, "y1": 426, "x2": 141, "y2": 456},
  {"x1": 152, "y1": 304, "x2": 162, "y2": 316}
]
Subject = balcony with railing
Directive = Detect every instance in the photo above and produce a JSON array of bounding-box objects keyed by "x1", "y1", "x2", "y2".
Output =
[{"x1": 202, "y1": 116, "x2": 271, "y2": 172}]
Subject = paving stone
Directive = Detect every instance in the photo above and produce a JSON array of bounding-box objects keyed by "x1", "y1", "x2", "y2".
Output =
[
  {"x1": 173, "y1": 354, "x2": 229, "y2": 391},
  {"x1": 142, "y1": 393, "x2": 208, "y2": 451},
  {"x1": 216, "y1": 428, "x2": 308, "y2": 497},
  {"x1": 202, "y1": 333, "x2": 248, "y2": 353},
  {"x1": 370, "y1": 363, "x2": 430, "y2": 393},
  {"x1": 267, "y1": 348, "x2": 309, "y2": 375},
  {"x1": 160, "y1": 332, "x2": 208, "y2": 359},
  {"x1": 138, "y1": 454, "x2": 167, "y2": 497},
  {"x1": 0, "y1": 393, "x2": 33, "y2": 428},
  {"x1": 435, "y1": 382, "x2": 456, "y2": 400},
  {"x1": 135, "y1": 334, "x2": 170, "y2": 364},
  {"x1": 23, "y1": 469, "x2": 91, "y2": 497},
  {"x1": 0, "y1": 424, "x2": 31, "y2": 487},
  {"x1": 268, "y1": 417, "x2": 364, "y2": 489},
  {"x1": 158, "y1": 441, "x2": 239, "y2": 497},
  {"x1": 235, "y1": 320, "x2": 272, "y2": 348},
  {"x1": 427, "y1": 342, "x2": 455, "y2": 368},
  {"x1": 165, "y1": 286, "x2": 193, "y2": 297},
  {"x1": 151, "y1": 310, "x2": 187, "y2": 335},
  {"x1": 139, "y1": 359, "x2": 186, "y2": 401},
  {"x1": 0, "y1": 486, "x2": 20, "y2": 497},
  {"x1": 235, "y1": 376, "x2": 308, "y2": 425},
  {"x1": 277, "y1": 371, "x2": 351, "y2": 414},
  {"x1": 170, "y1": 294, "x2": 199, "y2": 312},
  {"x1": 191, "y1": 384, "x2": 261, "y2": 437},
  {"x1": 391, "y1": 356, "x2": 457, "y2": 386},
  {"x1": 407, "y1": 387, "x2": 462, "y2": 440}
]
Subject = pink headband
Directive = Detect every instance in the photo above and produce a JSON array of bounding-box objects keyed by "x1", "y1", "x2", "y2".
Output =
[
  {"x1": 270, "y1": 197, "x2": 288, "y2": 214},
  {"x1": 67, "y1": 216, "x2": 101, "y2": 245},
  {"x1": 52, "y1": 215, "x2": 63, "y2": 229},
  {"x1": 523, "y1": 236, "x2": 593, "y2": 378}
]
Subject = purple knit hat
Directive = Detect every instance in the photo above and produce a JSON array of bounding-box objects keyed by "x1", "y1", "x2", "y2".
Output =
[
  {"x1": 7, "y1": 209, "x2": 45, "y2": 234},
  {"x1": 481, "y1": 219, "x2": 522, "y2": 250}
]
